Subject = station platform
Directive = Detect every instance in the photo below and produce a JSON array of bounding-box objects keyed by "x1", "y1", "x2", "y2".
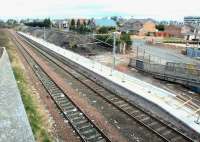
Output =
[
  {"x1": 0, "y1": 47, "x2": 35, "y2": 142},
  {"x1": 19, "y1": 32, "x2": 200, "y2": 134}
]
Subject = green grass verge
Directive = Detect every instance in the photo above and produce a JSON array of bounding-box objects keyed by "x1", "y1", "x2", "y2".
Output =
[{"x1": 0, "y1": 29, "x2": 52, "y2": 142}]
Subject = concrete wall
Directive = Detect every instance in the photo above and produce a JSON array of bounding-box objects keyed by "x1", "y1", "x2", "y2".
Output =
[{"x1": 0, "y1": 47, "x2": 35, "y2": 142}]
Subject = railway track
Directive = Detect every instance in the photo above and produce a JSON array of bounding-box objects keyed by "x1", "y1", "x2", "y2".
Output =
[
  {"x1": 10, "y1": 32, "x2": 111, "y2": 142},
  {"x1": 17, "y1": 32, "x2": 196, "y2": 142}
]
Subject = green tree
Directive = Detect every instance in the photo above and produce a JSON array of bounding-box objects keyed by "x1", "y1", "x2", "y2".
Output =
[
  {"x1": 0, "y1": 20, "x2": 5, "y2": 28},
  {"x1": 98, "y1": 26, "x2": 109, "y2": 34},
  {"x1": 87, "y1": 19, "x2": 91, "y2": 26},
  {"x1": 156, "y1": 24, "x2": 165, "y2": 31},
  {"x1": 70, "y1": 19, "x2": 75, "y2": 30},
  {"x1": 83, "y1": 20, "x2": 87, "y2": 26},
  {"x1": 97, "y1": 26, "x2": 116, "y2": 34},
  {"x1": 111, "y1": 16, "x2": 118, "y2": 21},
  {"x1": 120, "y1": 32, "x2": 132, "y2": 52},
  {"x1": 120, "y1": 32, "x2": 132, "y2": 46},
  {"x1": 43, "y1": 18, "x2": 51, "y2": 27},
  {"x1": 76, "y1": 19, "x2": 81, "y2": 29}
]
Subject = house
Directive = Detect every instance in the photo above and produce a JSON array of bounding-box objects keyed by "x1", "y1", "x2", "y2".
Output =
[
  {"x1": 139, "y1": 21, "x2": 157, "y2": 36},
  {"x1": 181, "y1": 25, "x2": 200, "y2": 40},
  {"x1": 53, "y1": 19, "x2": 69, "y2": 29},
  {"x1": 155, "y1": 32, "x2": 170, "y2": 37},
  {"x1": 181, "y1": 25, "x2": 195, "y2": 35},
  {"x1": 164, "y1": 25, "x2": 182, "y2": 37},
  {"x1": 119, "y1": 19, "x2": 143, "y2": 35},
  {"x1": 119, "y1": 19, "x2": 156, "y2": 36}
]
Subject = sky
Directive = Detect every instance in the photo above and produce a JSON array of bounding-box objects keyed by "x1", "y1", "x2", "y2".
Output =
[{"x1": 0, "y1": 0, "x2": 200, "y2": 21}]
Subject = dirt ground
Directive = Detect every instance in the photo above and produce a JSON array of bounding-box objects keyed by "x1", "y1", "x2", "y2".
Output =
[
  {"x1": 90, "y1": 50, "x2": 199, "y2": 104},
  {"x1": 20, "y1": 26, "x2": 111, "y2": 56}
]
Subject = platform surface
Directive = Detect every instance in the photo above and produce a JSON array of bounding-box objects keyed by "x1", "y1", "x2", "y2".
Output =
[
  {"x1": 20, "y1": 32, "x2": 200, "y2": 134},
  {"x1": 0, "y1": 47, "x2": 35, "y2": 142}
]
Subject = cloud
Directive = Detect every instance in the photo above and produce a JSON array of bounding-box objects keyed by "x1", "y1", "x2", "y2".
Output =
[{"x1": 0, "y1": 0, "x2": 200, "y2": 20}]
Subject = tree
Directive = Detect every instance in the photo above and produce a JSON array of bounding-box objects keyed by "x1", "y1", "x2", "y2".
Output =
[
  {"x1": 0, "y1": 20, "x2": 5, "y2": 28},
  {"x1": 70, "y1": 19, "x2": 75, "y2": 30},
  {"x1": 98, "y1": 26, "x2": 109, "y2": 34},
  {"x1": 156, "y1": 24, "x2": 165, "y2": 31},
  {"x1": 76, "y1": 19, "x2": 81, "y2": 29},
  {"x1": 78, "y1": 25, "x2": 90, "y2": 34},
  {"x1": 43, "y1": 18, "x2": 51, "y2": 27},
  {"x1": 97, "y1": 26, "x2": 116, "y2": 34},
  {"x1": 120, "y1": 32, "x2": 132, "y2": 53},
  {"x1": 83, "y1": 20, "x2": 87, "y2": 26},
  {"x1": 111, "y1": 16, "x2": 118, "y2": 21},
  {"x1": 87, "y1": 19, "x2": 91, "y2": 26},
  {"x1": 87, "y1": 19, "x2": 95, "y2": 32},
  {"x1": 120, "y1": 32, "x2": 132, "y2": 46},
  {"x1": 24, "y1": 18, "x2": 51, "y2": 28}
]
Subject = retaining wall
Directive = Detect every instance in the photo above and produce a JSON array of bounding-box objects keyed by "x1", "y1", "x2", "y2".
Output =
[{"x1": 0, "y1": 47, "x2": 35, "y2": 142}]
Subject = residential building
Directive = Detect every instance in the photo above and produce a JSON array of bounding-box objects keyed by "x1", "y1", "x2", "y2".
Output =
[
  {"x1": 164, "y1": 25, "x2": 182, "y2": 37},
  {"x1": 119, "y1": 19, "x2": 143, "y2": 34},
  {"x1": 53, "y1": 19, "x2": 69, "y2": 29},
  {"x1": 184, "y1": 16, "x2": 200, "y2": 25},
  {"x1": 181, "y1": 25, "x2": 195, "y2": 35},
  {"x1": 139, "y1": 21, "x2": 157, "y2": 36},
  {"x1": 181, "y1": 24, "x2": 200, "y2": 40},
  {"x1": 119, "y1": 18, "x2": 156, "y2": 36},
  {"x1": 155, "y1": 32, "x2": 169, "y2": 37}
]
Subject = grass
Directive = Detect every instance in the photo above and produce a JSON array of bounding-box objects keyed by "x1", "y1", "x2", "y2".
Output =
[
  {"x1": 0, "y1": 29, "x2": 52, "y2": 142},
  {"x1": 163, "y1": 37, "x2": 185, "y2": 43}
]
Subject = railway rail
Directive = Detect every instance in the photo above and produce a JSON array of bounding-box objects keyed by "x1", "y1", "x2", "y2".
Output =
[
  {"x1": 10, "y1": 31, "x2": 111, "y2": 142},
  {"x1": 17, "y1": 32, "x2": 196, "y2": 142}
]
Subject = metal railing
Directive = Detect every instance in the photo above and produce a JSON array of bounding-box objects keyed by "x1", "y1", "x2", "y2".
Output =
[{"x1": 130, "y1": 58, "x2": 200, "y2": 84}]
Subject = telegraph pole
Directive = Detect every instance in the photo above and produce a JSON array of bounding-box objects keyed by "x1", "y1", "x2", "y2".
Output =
[
  {"x1": 111, "y1": 32, "x2": 116, "y2": 76},
  {"x1": 197, "y1": 23, "x2": 199, "y2": 48},
  {"x1": 86, "y1": 32, "x2": 117, "y2": 76},
  {"x1": 43, "y1": 27, "x2": 46, "y2": 40}
]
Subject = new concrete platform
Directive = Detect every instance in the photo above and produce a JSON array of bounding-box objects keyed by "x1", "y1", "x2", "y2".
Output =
[
  {"x1": 19, "y1": 32, "x2": 200, "y2": 135},
  {"x1": 0, "y1": 47, "x2": 35, "y2": 142}
]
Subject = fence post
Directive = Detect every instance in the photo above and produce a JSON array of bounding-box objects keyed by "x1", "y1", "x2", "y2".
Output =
[{"x1": 195, "y1": 113, "x2": 200, "y2": 124}]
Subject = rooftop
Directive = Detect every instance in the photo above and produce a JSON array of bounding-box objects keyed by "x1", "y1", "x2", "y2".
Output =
[{"x1": 95, "y1": 19, "x2": 117, "y2": 27}]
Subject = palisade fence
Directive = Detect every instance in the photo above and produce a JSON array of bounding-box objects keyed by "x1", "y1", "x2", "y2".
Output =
[
  {"x1": 187, "y1": 48, "x2": 200, "y2": 58},
  {"x1": 129, "y1": 57, "x2": 200, "y2": 84}
]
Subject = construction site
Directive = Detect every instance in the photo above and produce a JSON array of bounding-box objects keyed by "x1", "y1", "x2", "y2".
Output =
[{"x1": 1, "y1": 5, "x2": 200, "y2": 141}]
